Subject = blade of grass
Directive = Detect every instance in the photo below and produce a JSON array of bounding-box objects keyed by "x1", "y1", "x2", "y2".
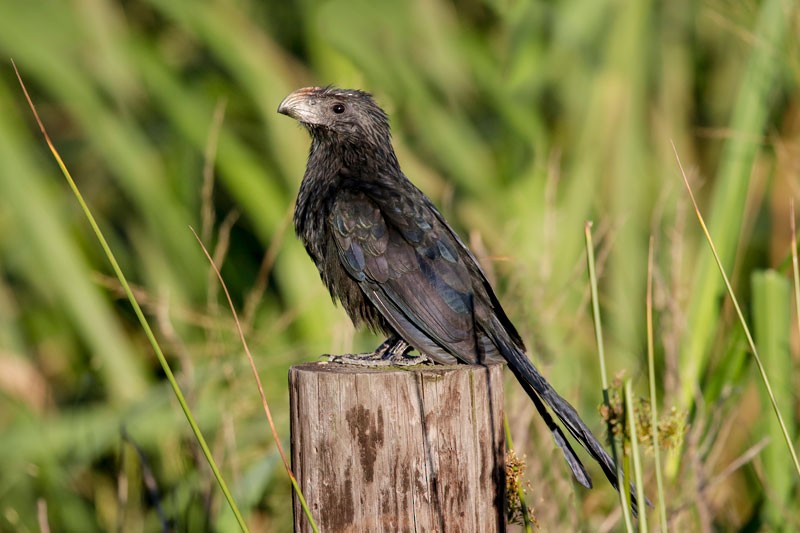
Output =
[
  {"x1": 646, "y1": 237, "x2": 668, "y2": 532},
  {"x1": 751, "y1": 270, "x2": 794, "y2": 526},
  {"x1": 200, "y1": 97, "x2": 228, "y2": 245},
  {"x1": 791, "y1": 201, "x2": 800, "y2": 354},
  {"x1": 624, "y1": 380, "x2": 647, "y2": 532},
  {"x1": 672, "y1": 140, "x2": 800, "y2": 479},
  {"x1": 12, "y1": 60, "x2": 250, "y2": 533},
  {"x1": 586, "y1": 222, "x2": 610, "y2": 392},
  {"x1": 189, "y1": 227, "x2": 319, "y2": 533},
  {"x1": 585, "y1": 221, "x2": 634, "y2": 532},
  {"x1": 677, "y1": 0, "x2": 792, "y2": 413}
]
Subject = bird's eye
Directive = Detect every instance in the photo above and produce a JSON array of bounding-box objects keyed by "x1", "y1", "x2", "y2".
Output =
[{"x1": 332, "y1": 103, "x2": 345, "y2": 114}]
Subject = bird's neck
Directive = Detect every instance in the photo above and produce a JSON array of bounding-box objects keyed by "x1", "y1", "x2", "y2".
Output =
[{"x1": 309, "y1": 134, "x2": 401, "y2": 180}]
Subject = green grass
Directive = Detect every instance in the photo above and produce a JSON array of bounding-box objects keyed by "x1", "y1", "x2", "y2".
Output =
[{"x1": 1, "y1": 0, "x2": 799, "y2": 530}]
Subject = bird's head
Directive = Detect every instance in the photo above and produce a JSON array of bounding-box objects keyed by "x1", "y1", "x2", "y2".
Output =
[{"x1": 277, "y1": 86, "x2": 391, "y2": 144}]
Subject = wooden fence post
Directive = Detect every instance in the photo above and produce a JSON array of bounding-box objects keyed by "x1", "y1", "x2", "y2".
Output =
[{"x1": 289, "y1": 361, "x2": 506, "y2": 532}]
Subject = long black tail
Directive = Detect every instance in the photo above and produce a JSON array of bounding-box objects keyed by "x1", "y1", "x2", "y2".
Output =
[{"x1": 491, "y1": 322, "x2": 642, "y2": 515}]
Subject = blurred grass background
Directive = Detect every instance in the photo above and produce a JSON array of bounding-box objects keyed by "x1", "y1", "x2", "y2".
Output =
[{"x1": 0, "y1": 0, "x2": 798, "y2": 530}]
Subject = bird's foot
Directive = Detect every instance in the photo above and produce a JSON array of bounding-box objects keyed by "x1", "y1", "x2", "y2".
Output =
[
  {"x1": 328, "y1": 336, "x2": 431, "y2": 367},
  {"x1": 328, "y1": 353, "x2": 427, "y2": 367}
]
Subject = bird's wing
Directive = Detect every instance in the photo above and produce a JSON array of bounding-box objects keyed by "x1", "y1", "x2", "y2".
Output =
[{"x1": 330, "y1": 188, "x2": 481, "y2": 363}]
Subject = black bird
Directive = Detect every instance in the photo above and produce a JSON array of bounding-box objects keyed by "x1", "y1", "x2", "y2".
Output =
[{"x1": 278, "y1": 86, "x2": 639, "y2": 511}]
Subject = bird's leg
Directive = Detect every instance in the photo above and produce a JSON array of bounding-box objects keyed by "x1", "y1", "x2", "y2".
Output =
[
  {"x1": 328, "y1": 336, "x2": 430, "y2": 367},
  {"x1": 376, "y1": 337, "x2": 431, "y2": 366}
]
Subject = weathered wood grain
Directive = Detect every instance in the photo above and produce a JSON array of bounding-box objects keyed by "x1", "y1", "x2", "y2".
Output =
[{"x1": 289, "y1": 361, "x2": 506, "y2": 532}]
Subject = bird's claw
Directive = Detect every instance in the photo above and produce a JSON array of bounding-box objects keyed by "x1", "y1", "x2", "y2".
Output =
[
  {"x1": 327, "y1": 336, "x2": 432, "y2": 367},
  {"x1": 327, "y1": 352, "x2": 431, "y2": 367},
  {"x1": 328, "y1": 352, "x2": 391, "y2": 366}
]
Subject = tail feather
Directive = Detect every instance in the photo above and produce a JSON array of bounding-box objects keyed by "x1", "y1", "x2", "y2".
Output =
[
  {"x1": 525, "y1": 383, "x2": 593, "y2": 488},
  {"x1": 493, "y1": 325, "x2": 643, "y2": 515}
]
